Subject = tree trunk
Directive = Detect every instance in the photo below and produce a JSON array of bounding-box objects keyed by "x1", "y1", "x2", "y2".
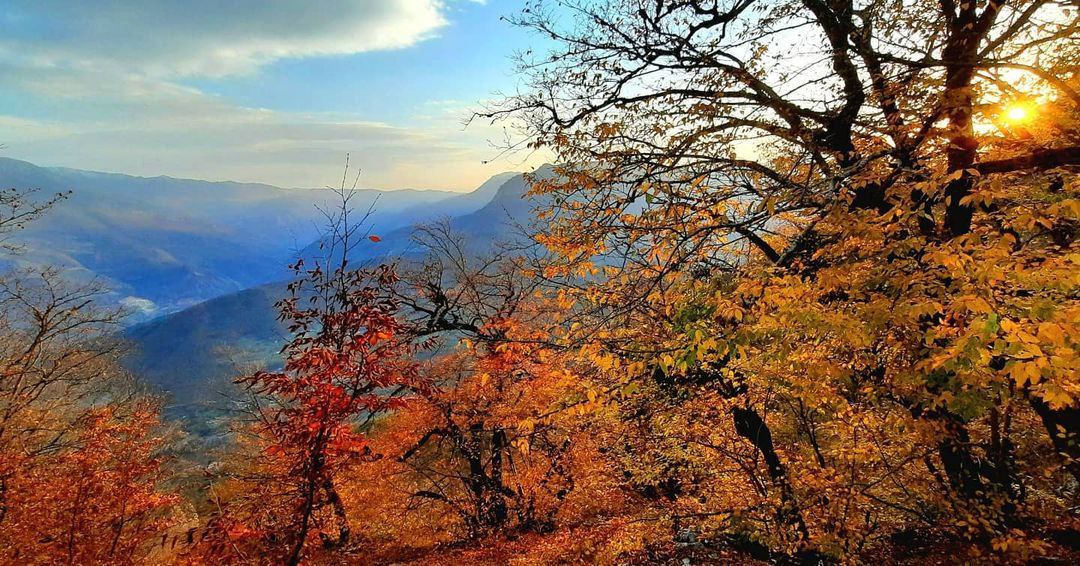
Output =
[
  {"x1": 288, "y1": 437, "x2": 326, "y2": 566},
  {"x1": 487, "y1": 428, "x2": 509, "y2": 529},
  {"x1": 322, "y1": 477, "x2": 350, "y2": 548},
  {"x1": 731, "y1": 406, "x2": 809, "y2": 543},
  {"x1": 935, "y1": 416, "x2": 985, "y2": 500},
  {"x1": 940, "y1": 0, "x2": 1002, "y2": 237},
  {"x1": 1029, "y1": 397, "x2": 1080, "y2": 485}
]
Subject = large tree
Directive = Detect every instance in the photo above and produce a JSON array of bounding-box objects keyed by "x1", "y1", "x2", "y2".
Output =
[{"x1": 484, "y1": 0, "x2": 1079, "y2": 559}]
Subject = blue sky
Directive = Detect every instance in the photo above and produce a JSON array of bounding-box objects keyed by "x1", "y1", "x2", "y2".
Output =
[{"x1": 0, "y1": 1, "x2": 552, "y2": 190}]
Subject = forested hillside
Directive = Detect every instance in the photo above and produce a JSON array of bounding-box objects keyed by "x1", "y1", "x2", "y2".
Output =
[
  {"x1": 123, "y1": 168, "x2": 538, "y2": 422},
  {"x1": 1, "y1": 1, "x2": 1078, "y2": 564}
]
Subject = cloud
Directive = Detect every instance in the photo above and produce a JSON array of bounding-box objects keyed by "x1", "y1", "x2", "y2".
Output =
[
  {"x1": 120, "y1": 296, "x2": 158, "y2": 316},
  {"x1": 0, "y1": 1, "x2": 550, "y2": 190},
  {"x1": 0, "y1": 115, "x2": 72, "y2": 143},
  {"x1": 0, "y1": 1, "x2": 448, "y2": 78},
  {"x1": 0, "y1": 83, "x2": 544, "y2": 190}
]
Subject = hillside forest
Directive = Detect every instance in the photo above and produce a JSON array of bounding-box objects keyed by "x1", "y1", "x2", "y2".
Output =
[{"x1": 1, "y1": 0, "x2": 1079, "y2": 563}]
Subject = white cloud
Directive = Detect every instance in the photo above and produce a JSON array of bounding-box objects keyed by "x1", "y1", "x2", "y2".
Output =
[
  {"x1": 0, "y1": 1, "x2": 448, "y2": 78},
  {"x1": 120, "y1": 296, "x2": 158, "y2": 316},
  {"x1": 0, "y1": 81, "x2": 546, "y2": 190},
  {"x1": 0, "y1": 1, "x2": 549, "y2": 190},
  {"x1": 0, "y1": 116, "x2": 72, "y2": 143}
]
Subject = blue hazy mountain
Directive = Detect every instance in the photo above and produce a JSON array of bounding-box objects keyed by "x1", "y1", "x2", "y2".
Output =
[
  {"x1": 125, "y1": 284, "x2": 283, "y2": 424},
  {"x1": 123, "y1": 166, "x2": 547, "y2": 421},
  {"x1": 394, "y1": 170, "x2": 520, "y2": 222},
  {"x1": 0, "y1": 157, "x2": 468, "y2": 319},
  {"x1": 305, "y1": 165, "x2": 552, "y2": 263}
]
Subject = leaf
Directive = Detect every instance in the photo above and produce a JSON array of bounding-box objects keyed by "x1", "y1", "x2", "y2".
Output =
[{"x1": 369, "y1": 235, "x2": 382, "y2": 242}]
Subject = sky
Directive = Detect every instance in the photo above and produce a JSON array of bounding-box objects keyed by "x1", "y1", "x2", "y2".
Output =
[{"x1": 0, "y1": 0, "x2": 552, "y2": 191}]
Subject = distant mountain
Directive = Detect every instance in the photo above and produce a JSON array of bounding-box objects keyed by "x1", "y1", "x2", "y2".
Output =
[
  {"x1": 394, "y1": 170, "x2": 520, "y2": 221},
  {"x1": 124, "y1": 166, "x2": 549, "y2": 422},
  {"x1": 0, "y1": 157, "x2": 464, "y2": 319},
  {"x1": 306, "y1": 165, "x2": 553, "y2": 263},
  {"x1": 445, "y1": 165, "x2": 553, "y2": 244},
  {"x1": 124, "y1": 283, "x2": 284, "y2": 423}
]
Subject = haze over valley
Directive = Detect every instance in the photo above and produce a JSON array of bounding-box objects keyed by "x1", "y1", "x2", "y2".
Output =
[
  {"x1": 0, "y1": 156, "x2": 541, "y2": 422},
  {"x1": 0, "y1": 157, "x2": 517, "y2": 318}
]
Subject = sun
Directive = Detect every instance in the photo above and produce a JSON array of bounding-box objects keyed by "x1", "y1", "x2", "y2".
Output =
[{"x1": 1003, "y1": 103, "x2": 1032, "y2": 123}]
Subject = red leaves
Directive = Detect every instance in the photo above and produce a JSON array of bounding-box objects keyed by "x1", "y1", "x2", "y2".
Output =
[
  {"x1": 231, "y1": 257, "x2": 429, "y2": 559},
  {"x1": 369, "y1": 235, "x2": 382, "y2": 242}
]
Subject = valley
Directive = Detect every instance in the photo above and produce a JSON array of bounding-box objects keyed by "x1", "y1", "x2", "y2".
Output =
[{"x1": 1, "y1": 157, "x2": 539, "y2": 423}]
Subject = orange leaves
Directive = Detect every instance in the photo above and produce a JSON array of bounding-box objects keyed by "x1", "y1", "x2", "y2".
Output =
[
  {"x1": 594, "y1": 121, "x2": 621, "y2": 141},
  {"x1": 221, "y1": 256, "x2": 431, "y2": 563},
  {"x1": 0, "y1": 401, "x2": 180, "y2": 564}
]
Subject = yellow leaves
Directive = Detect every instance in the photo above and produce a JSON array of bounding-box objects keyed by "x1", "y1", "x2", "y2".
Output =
[
  {"x1": 623, "y1": 360, "x2": 647, "y2": 380},
  {"x1": 762, "y1": 196, "x2": 778, "y2": 215},
  {"x1": 1036, "y1": 322, "x2": 1067, "y2": 347},
  {"x1": 996, "y1": 314, "x2": 1076, "y2": 398},
  {"x1": 512, "y1": 436, "x2": 531, "y2": 455},
  {"x1": 575, "y1": 262, "x2": 600, "y2": 278},
  {"x1": 944, "y1": 168, "x2": 968, "y2": 183},
  {"x1": 592, "y1": 352, "x2": 620, "y2": 372},
  {"x1": 909, "y1": 299, "x2": 945, "y2": 319},
  {"x1": 958, "y1": 190, "x2": 994, "y2": 208},
  {"x1": 1008, "y1": 329, "x2": 1042, "y2": 353},
  {"x1": 515, "y1": 414, "x2": 539, "y2": 434},
  {"x1": 953, "y1": 294, "x2": 994, "y2": 314},
  {"x1": 712, "y1": 294, "x2": 745, "y2": 322},
  {"x1": 1000, "y1": 317, "x2": 1018, "y2": 333},
  {"x1": 555, "y1": 289, "x2": 576, "y2": 310},
  {"x1": 1008, "y1": 361, "x2": 1042, "y2": 388},
  {"x1": 541, "y1": 263, "x2": 562, "y2": 279},
  {"x1": 658, "y1": 352, "x2": 677, "y2": 373},
  {"x1": 991, "y1": 529, "x2": 1053, "y2": 558},
  {"x1": 931, "y1": 249, "x2": 969, "y2": 271},
  {"x1": 1055, "y1": 198, "x2": 1080, "y2": 219},
  {"x1": 1035, "y1": 381, "x2": 1075, "y2": 411},
  {"x1": 814, "y1": 269, "x2": 847, "y2": 292}
]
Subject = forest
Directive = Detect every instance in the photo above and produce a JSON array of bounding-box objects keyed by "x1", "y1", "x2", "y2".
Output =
[{"x1": 0, "y1": 0, "x2": 1078, "y2": 563}]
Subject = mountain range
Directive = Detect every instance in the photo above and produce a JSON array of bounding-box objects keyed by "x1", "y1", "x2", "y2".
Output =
[
  {"x1": 0, "y1": 157, "x2": 519, "y2": 319},
  {"x1": 0, "y1": 156, "x2": 545, "y2": 424}
]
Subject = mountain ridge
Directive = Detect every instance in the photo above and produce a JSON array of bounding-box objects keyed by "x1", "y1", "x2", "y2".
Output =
[
  {"x1": 0, "y1": 157, "x2": 494, "y2": 318},
  {"x1": 123, "y1": 166, "x2": 549, "y2": 421}
]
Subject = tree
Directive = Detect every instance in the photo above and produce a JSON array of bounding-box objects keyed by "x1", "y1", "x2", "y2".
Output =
[
  {"x1": 0, "y1": 187, "x2": 67, "y2": 252},
  {"x1": 385, "y1": 224, "x2": 594, "y2": 538},
  {"x1": 318, "y1": 223, "x2": 631, "y2": 563},
  {"x1": 0, "y1": 190, "x2": 179, "y2": 565},
  {"x1": 483, "y1": 0, "x2": 1079, "y2": 559},
  {"x1": 1, "y1": 402, "x2": 178, "y2": 565},
  {"x1": 208, "y1": 188, "x2": 429, "y2": 565}
]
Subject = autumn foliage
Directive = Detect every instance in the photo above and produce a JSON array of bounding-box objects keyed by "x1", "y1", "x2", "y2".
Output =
[
  {"x1": 191, "y1": 199, "x2": 430, "y2": 564},
  {"x1": 5, "y1": 0, "x2": 1080, "y2": 564},
  {"x1": 0, "y1": 265, "x2": 179, "y2": 564},
  {"x1": 0, "y1": 403, "x2": 178, "y2": 565}
]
